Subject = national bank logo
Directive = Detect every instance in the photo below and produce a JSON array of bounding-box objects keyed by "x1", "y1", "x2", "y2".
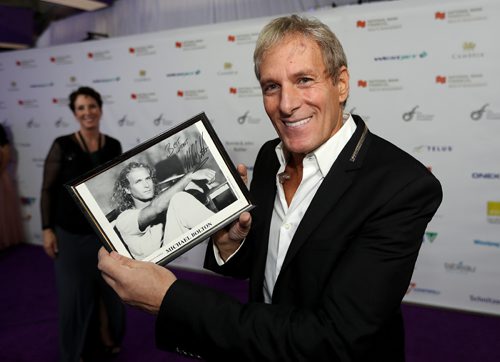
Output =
[
  {"x1": 227, "y1": 33, "x2": 259, "y2": 44},
  {"x1": 52, "y1": 97, "x2": 69, "y2": 107},
  {"x1": 130, "y1": 92, "x2": 158, "y2": 103},
  {"x1": 487, "y1": 201, "x2": 500, "y2": 224},
  {"x1": 356, "y1": 78, "x2": 403, "y2": 92},
  {"x1": 87, "y1": 50, "x2": 112, "y2": 61},
  {"x1": 452, "y1": 41, "x2": 484, "y2": 60},
  {"x1": 355, "y1": 17, "x2": 402, "y2": 31},
  {"x1": 50, "y1": 55, "x2": 73, "y2": 65},
  {"x1": 15, "y1": 59, "x2": 36, "y2": 69},
  {"x1": 402, "y1": 106, "x2": 434, "y2": 122},
  {"x1": 435, "y1": 73, "x2": 487, "y2": 88},
  {"x1": 18, "y1": 99, "x2": 39, "y2": 109},
  {"x1": 470, "y1": 104, "x2": 500, "y2": 121},
  {"x1": 128, "y1": 45, "x2": 156, "y2": 56},
  {"x1": 176, "y1": 89, "x2": 208, "y2": 100},
  {"x1": 228, "y1": 86, "x2": 261, "y2": 98},
  {"x1": 434, "y1": 7, "x2": 487, "y2": 23},
  {"x1": 374, "y1": 51, "x2": 427, "y2": 62},
  {"x1": 174, "y1": 39, "x2": 206, "y2": 51}
]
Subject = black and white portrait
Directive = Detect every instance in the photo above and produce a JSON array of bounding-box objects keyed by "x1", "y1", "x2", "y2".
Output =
[{"x1": 68, "y1": 114, "x2": 252, "y2": 265}]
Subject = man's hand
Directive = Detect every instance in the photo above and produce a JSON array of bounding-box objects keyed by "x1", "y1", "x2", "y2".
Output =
[
  {"x1": 213, "y1": 212, "x2": 252, "y2": 261},
  {"x1": 212, "y1": 163, "x2": 252, "y2": 261},
  {"x1": 43, "y1": 229, "x2": 58, "y2": 259},
  {"x1": 98, "y1": 247, "x2": 177, "y2": 315},
  {"x1": 236, "y1": 164, "x2": 248, "y2": 186}
]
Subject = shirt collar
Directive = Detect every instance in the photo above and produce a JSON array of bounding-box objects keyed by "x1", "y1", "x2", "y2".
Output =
[{"x1": 275, "y1": 113, "x2": 356, "y2": 177}]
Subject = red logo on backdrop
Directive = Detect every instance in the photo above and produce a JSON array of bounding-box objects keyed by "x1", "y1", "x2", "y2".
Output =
[
  {"x1": 175, "y1": 42, "x2": 182, "y2": 48},
  {"x1": 18, "y1": 100, "x2": 24, "y2": 105},
  {"x1": 177, "y1": 90, "x2": 184, "y2": 97},
  {"x1": 435, "y1": 12, "x2": 446, "y2": 20},
  {"x1": 356, "y1": 20, "x2": 366, "y2": 28},
  {"x1": 87, "y1": 52, "x2": 94, "y2": 59},
  {"x1": 129, "y1": 47, "x2": 135, "y2": 54},
  {"x1": 357, "y1": 80, "x2": 368, "y2": 88},
  {"x1": 16, "y1": 60, "x2": 21, "y2": 66},
  {"x1": 130, "y1": 93, "x2": 137, "y2": 100},
  {"x1": 435, "y1": 76, "x2": 446, "y2": 84},
  {"x1": 52, "y1": 98, "x2": 58, "y2": 104},
  {"x1": 229, "y1": 87, "x2": 237, "y2": 94},
  {"x1": 50, "y1": 57, "x2": 56, "y2": 63},
  {"x1": 227, "y1": 35, "x2": 236, "y2": 42}
]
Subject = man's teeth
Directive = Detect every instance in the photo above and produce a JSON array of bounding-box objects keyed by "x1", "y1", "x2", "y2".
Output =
[{"x1": 285, "y1": 117, "x2": 311, "y2": 128}]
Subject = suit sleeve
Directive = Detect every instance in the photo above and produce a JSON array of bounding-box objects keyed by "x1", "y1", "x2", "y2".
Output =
[{"x1": 156, "y1": 166, "x2": 442, "y2": 361}]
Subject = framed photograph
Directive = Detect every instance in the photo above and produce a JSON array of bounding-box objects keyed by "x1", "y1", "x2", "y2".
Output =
[{"x1": 67, "y1": 112, "x2": 254, "y2": 265}]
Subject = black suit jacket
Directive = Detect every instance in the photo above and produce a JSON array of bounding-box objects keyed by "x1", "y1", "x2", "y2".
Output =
[{"x1": 156, "y1": 115, "x2": 443, "y2": 361}]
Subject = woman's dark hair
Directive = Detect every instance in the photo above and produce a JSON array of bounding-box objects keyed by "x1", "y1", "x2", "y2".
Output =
[{"x1": 68, "y1": 86, "x2": 103, "y2": 113}]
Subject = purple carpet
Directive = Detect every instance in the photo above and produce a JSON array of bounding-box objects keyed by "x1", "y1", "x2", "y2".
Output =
[{"x1": 1, "y1": 243, "x2": 499, "y2": 361}]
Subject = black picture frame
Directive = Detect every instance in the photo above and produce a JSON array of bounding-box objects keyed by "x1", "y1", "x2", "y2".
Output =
[{"x1": 67, "y1": 112, "x2": 254, "y2": 265}]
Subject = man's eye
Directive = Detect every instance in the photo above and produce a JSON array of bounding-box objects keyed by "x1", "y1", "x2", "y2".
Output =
[
  {"x1": 298, "y1": 77, "x2": 313, "y2": 85},
  {"x1": 263, "y1": 83, "x2": 278, "y2": 94}
]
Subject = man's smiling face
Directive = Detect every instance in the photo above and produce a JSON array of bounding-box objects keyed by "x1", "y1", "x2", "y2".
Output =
[{"x1": 259, "y1": 34, "x2": 349, "y2": 156}]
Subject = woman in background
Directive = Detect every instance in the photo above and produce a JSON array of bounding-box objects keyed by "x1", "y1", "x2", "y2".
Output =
[
  {"x1": 41, "y1": 87, "x2": 125, "y2": 362},
  {"x1": 0, "y1": 123, "x2": 24, "y2": 250}
]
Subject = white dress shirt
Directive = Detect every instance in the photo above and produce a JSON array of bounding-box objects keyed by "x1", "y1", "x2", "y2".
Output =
[
  {"x1": 213, "y1": 114, "x2": 356, "y2": 304},
  {"x1": 263, "y1": 114, "x2": 356, "y2": 303}
]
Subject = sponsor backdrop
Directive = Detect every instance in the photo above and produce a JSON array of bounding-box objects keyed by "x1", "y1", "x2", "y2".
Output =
[{"x1": 1, "y1": 0, "x2": 498, "y2": 315}]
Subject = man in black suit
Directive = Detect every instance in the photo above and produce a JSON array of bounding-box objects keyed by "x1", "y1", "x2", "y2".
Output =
[{"x1": 98, "y1": 14, "x2": 442, "y2": 361}]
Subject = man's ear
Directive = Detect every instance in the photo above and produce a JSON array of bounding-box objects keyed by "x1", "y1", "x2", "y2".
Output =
[
  {"x1": 125, "y1": 188, "x2": 131, "y2": 195},
  {"x1": 337, "y1": 66, "x2": 350, "y2": 104}
]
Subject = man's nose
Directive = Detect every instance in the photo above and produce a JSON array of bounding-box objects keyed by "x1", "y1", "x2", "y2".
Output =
[{"x1": 279, "y1": 84, "x2": 300, "y2": 115}]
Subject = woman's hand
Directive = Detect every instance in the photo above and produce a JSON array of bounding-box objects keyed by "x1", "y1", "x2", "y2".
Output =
[{"x1": 43, "y1": 228, "x2": 58, "y2": 259}]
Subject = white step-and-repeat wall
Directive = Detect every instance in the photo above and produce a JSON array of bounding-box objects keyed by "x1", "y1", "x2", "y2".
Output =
[{"x1": 1, "y1": 0, "x2": 499, "y2": 315}]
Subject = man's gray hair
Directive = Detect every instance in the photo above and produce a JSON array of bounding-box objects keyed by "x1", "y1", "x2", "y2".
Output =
[{"x1": 253, "y1": 14, "x2": 348, "y2": 85}]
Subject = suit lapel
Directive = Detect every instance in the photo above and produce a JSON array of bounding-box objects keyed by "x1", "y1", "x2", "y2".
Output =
[{"x1": 279, "y1": 116, "x2": 371, "y2": 273}]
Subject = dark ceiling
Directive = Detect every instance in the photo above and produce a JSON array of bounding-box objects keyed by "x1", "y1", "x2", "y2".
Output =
[{"x1": 0, "y1": 0, "x2": 114, "y2": 50}]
